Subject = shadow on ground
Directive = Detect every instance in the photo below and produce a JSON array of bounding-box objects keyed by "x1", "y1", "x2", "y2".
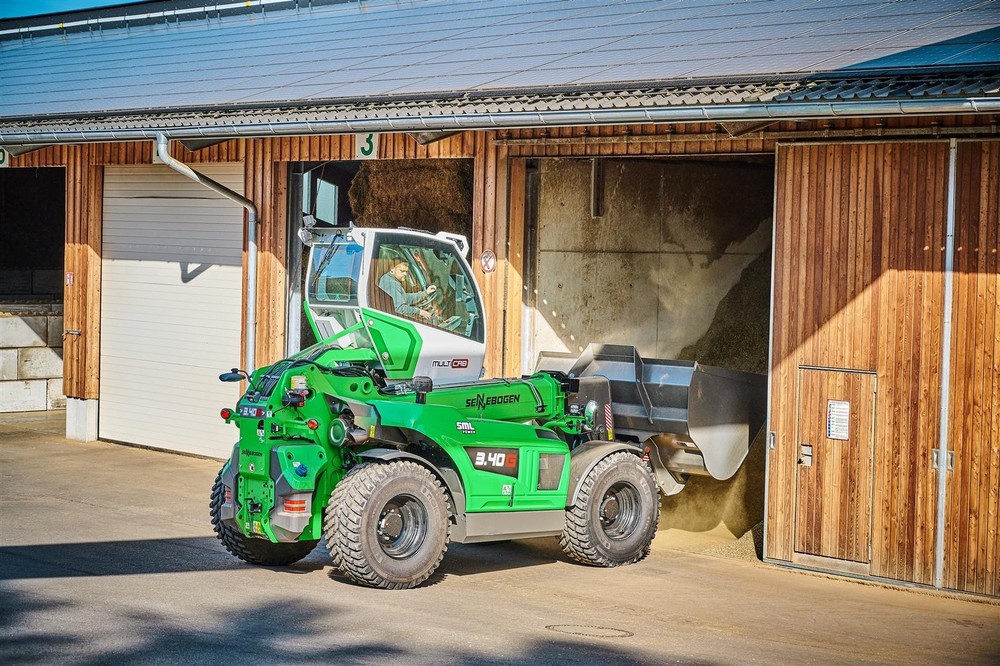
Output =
[
  {"x1": 0, "y1": 534, "x2": 574, "y2": 583},
  {"x1": 0, "y1": 581, "x2": 697, "y2": 665},
  {"x1": 1, "y1": 536, "x2": 691, "y2": 663}
]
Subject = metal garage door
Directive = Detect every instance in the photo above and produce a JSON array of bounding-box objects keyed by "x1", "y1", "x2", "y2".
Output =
[{"x1": 100, "y1": 164, "x2": 244, "y2": 458}]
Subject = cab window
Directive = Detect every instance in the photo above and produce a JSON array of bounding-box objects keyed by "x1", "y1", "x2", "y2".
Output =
[
  {"x1": 369, "y1": 233, "x2": 483, "y2": 342},
  {"x1": 308, "y1": 242, "x2": 364, "y2": 305}
]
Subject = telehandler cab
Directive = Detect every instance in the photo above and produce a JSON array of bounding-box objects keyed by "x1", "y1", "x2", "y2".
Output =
[{"x1": 211, "y1": 225, "x2": 765, "y2": 589}]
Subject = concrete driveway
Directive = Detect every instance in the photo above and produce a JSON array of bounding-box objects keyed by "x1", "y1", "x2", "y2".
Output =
[{"x1": 1, "y1": 413, "x2": 997, "y2": 665}]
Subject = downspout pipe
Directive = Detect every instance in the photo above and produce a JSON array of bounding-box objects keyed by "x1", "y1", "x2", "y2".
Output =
[
  {"x1": 154, "y1": 132, "x2": 258, "y2": 372},
  {"x1": 934, "y1": 138, "x2": 959, "y2": 589}
]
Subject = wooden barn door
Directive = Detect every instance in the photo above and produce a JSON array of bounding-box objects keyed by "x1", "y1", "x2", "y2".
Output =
[
  {"x1": 794, "y1": 368, "x2": 876, "y2": 567},
  {"x1": 769, "y1": 141, "x2": 948, "y2": 586}
]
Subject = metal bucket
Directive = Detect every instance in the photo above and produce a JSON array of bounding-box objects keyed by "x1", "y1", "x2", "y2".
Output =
[{"x1": 538, "y1": 344, "x2": 766, "y2": 492}]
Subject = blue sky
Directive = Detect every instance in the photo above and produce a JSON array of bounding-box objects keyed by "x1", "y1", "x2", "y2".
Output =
[{"x1": 0, "y1": 1, "x2": 141, "y2": 19}]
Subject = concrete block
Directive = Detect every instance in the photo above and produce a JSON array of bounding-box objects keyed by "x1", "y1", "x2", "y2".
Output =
[
  {"x1": 0, "y1": 315, "x2": 47, "y2": 348},
  {"x1": 0, "y1": 349, "x2": 16, "y2": 380},
  {"x1": 67, "y1": 397, "x2": 99, "y2": 441},
  {"x1": 0, "y1": 380, "x2": 47, "y2": 412},
  {"x1": 47, "y1": 378, "x2": 66, "y2": 410},
  {"x1": 47, "y1": 315, "x2": 65, "y2": 347},
  {"x1": 32, "y1": 270, "x2": 63, "y2": 297},
  {"x1": 19, "y1": 346, "x2": 64, "y2": 379}
]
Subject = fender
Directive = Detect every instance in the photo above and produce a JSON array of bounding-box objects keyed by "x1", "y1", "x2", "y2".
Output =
[
  {"x1": 567, "y1": 440, "x2": 643, "y2": 506},
  {"x1": 218, "y1": 443, "x2": 241, "y2": 529},
  {"x1": 358, "y1": 447, "x2": 466, "y2": 516}
]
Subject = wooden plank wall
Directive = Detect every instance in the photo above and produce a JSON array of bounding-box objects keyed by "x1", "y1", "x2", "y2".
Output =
[
  {"x1": 63, "y1": 146, "x2": 103, "y2": 399},
  {"x1": 944, "y1": 141, "x2": 1000, "y2": 596},
  {"x1": 470, "y1": 133, "x2": 527, "y2": 377},
  {"x1": 10, "y1": 118, "x2": 987, "y2": 395},
  {"x1": 768, "y1": 142, "x2": 949, "y2": 587}
]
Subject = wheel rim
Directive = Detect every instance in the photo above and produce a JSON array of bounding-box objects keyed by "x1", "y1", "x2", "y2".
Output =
[
  {"x1": 599, "y1": 481, "x2": 642, "y2": 541},
  {"x1": 375, "y1": 493, "x2": 427, "y2": 559}
]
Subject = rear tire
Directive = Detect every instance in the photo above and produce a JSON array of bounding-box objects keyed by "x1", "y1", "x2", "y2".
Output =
[
  {"x1": 210, "y1": 471, "x2": 318, "y2": 566},
  {"x1": 325, "y1": 461, "x2": 450, "y2": 589},
  {"x1": 560, "y1": 452, "x2": 659, "y2": 567}
]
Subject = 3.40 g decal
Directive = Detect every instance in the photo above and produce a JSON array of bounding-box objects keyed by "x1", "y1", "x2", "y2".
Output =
[{"x1": 465, "y1": 447, "x2": 519, "y2": 478}]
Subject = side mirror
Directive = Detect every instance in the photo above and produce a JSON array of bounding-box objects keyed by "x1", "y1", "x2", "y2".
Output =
[{"x1": 219, "y1": 370, "x2": 244, "y2": 382}]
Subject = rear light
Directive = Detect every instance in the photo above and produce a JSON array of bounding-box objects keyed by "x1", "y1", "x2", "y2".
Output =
[
  {"x1": 220, "y1": 408, "x2": 233, "y2": 420},
  {"x1": 283, "y1": 498, "x2": 308, "y2": 513},
  {"x1": 224, "y1": 487, "x2": 233, "y2": 504},
  {"x1": 306, "y1": 418, "x2": 319, "y2": 430}
]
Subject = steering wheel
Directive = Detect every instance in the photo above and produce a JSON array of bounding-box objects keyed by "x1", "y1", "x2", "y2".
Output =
[{"x1": 413, "y1": 285, "x2": 442, "y2": 311}]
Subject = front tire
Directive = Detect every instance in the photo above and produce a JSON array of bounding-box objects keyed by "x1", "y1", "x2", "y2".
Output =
[
  {"x1": 560, "y1": 452, "x2": 659, "y2": 567},
  {"x1": 210, "y1": 471, "x2": 318, "y2": 566},
  {"x1": 325, "y1": 461, "x2": 450, "y2": 589}
]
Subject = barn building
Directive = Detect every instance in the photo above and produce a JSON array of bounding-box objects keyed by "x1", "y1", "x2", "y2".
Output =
[{"x1": 0, "y1": 0, "x2": 997, "y2": 597}]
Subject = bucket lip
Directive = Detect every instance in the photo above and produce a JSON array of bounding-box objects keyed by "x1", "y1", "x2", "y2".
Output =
[{"x1": 690, "y1": 362, "x2": 767, "y2": 385}]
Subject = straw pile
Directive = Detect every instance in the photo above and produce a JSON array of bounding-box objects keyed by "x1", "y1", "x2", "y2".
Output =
[{"x1": 348, "y1": 159, "x2": 473, "y2": 236}]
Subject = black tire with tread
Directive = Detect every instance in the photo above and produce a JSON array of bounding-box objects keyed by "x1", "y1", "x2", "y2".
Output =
[
  {"x1": 324, "y1": 461, "x2": 450, "y2": 590},
  {"x1": 210, "y1": 471, "x2": 318, "y2": 566},
  {"x1": 560, "y1": 451, "x2": 660, "y2": 567}
]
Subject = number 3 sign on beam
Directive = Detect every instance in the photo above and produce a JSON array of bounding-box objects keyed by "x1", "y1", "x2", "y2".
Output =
[{"x1": 355, "y1": 133, "x2": 379, "y2": 160}]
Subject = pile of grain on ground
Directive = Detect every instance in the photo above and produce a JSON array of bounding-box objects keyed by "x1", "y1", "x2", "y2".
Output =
[
  {"x1": 695, "y1": 521, "x2": 765, "y2": 562},
  {"x1": 679, "y1": 248, "x2": 772, "y2": 374}
]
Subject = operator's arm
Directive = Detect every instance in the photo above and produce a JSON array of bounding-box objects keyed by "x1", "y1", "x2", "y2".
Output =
[{"x1": 378, "y1": 273, "x2": 423, "y2": 316}]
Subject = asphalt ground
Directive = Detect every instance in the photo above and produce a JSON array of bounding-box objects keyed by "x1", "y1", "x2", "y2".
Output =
[{"x1": 1, "y1": 412, "x2": 998, "y2": 665}]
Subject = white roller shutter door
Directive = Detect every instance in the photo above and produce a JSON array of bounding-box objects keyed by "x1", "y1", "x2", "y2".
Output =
[{"x1": 100, "y1": 164, "x2": 244, "y2": 457}]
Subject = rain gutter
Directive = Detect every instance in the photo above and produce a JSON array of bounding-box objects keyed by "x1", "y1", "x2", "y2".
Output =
[
  {"x1": 3, "y1": 97, "x2": 999, "y2": 145},
  {"x1": 154, "y1": 132, "x2": 258, "y2": 372}
]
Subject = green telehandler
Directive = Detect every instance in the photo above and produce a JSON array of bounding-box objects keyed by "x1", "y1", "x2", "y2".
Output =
[{"x1": 211, "y1": 225, "x2": 766, "y2": 589}]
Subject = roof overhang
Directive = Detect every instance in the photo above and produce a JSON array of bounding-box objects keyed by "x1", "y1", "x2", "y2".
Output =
[{"x1": 2, "y1": 74, "x2": 998, "y2": 146}]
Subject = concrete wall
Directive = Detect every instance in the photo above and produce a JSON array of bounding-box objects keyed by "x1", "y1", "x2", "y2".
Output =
[
  {"x1": 527, "y1": 158, "x2": 773, "y2": 366},
  {"x1": 0, "y1": 310, "x2": 65, "y2": 412}
]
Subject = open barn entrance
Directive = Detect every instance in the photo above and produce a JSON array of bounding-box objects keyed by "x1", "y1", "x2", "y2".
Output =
[
  {"x1": 523, "y1": 155, "x2": 776, "y2": 553},
  {"x1": 0, "y1": 166, "x2": 66, "y2": 413}
]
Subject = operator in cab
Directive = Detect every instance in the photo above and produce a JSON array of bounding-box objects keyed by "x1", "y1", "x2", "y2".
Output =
[{"x1": 378, "y1": 259, "x2": 437, "y2": 321}]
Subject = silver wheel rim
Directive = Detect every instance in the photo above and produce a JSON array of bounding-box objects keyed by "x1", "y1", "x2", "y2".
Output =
[
  {"x1": 599, "y1": 481, "x2": 642, "y2": 541},
  {"x1": 376, "y1": 493, "x2": 428, "y2": 559}
]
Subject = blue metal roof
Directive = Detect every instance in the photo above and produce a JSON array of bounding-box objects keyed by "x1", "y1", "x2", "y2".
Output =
[{"x1": 0, "y1": 0, "x2": 997, "y2": 139}]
